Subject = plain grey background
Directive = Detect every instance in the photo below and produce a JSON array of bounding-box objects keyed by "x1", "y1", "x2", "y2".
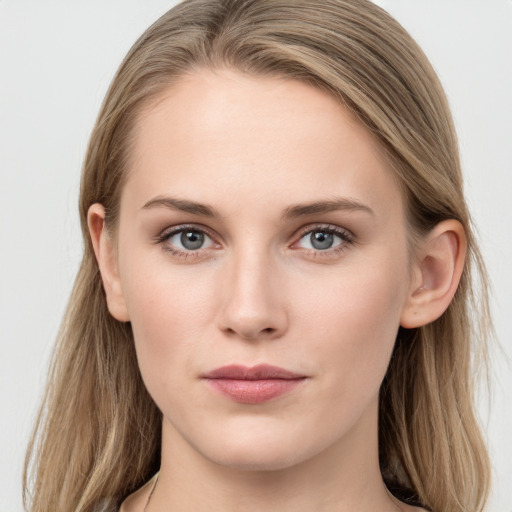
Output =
[{"x1": 1, "y1": 1, "x2": 511, "y2": 510}]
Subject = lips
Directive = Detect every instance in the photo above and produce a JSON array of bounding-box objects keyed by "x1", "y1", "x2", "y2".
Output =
[{"x1": 202, "y1": 364, "x2": 307, "y2": 404}]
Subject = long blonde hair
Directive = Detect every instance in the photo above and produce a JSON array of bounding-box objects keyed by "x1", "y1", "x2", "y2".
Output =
[{"x1": 24, "y1": 1, "x2": 492, "y2": 511}]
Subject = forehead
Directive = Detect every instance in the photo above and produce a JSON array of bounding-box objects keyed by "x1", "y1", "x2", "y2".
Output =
[{"x1": 123, "y1": 68, "x2": 403, "y2": 221}]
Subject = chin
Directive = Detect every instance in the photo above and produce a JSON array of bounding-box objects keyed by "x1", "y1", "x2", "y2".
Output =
[
  {"x1": 192, "y1": 424, "x2": 320, "y2": 472},
  {"x1": 206, "y1": 444, "x2": 305, "y2": 472}
]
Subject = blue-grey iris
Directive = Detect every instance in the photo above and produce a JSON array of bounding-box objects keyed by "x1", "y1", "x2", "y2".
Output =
[
  {"x1": 181, "y1": 230, "x2": 204, "y2": 250},
  {"x1": 311, "y1": 231, "x2": 334, "y2": 250}
]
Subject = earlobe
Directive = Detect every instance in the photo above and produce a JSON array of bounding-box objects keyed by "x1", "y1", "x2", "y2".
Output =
[
  {"x1": 87, "y1": 204, "x2": 130, "y2": 322},
  {"x1": 400, "y1": 219, "x2": 466, "y2": 329}
]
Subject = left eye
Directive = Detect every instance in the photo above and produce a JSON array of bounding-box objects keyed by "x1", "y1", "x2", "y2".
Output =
[
  {"x1": 297, "y1": 229, "x2": 345, "y2": 250},
  {"x1": 167, "y1": 229, "x2": 214, "y2": 251}
]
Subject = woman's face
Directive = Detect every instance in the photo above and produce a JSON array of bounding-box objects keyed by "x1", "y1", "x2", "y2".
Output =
[{"x1": 113, "y1": 69, "x2": 416, "y2": 471}]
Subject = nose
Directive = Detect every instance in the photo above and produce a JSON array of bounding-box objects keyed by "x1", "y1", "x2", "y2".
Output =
[{"x1": 216, "y1": 248, "x2": 288, "y2": 341}]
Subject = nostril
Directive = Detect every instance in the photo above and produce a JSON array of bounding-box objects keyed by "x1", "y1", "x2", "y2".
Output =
[{"x1": 223, "y1": 325, "x2": 277, "y2": 340}]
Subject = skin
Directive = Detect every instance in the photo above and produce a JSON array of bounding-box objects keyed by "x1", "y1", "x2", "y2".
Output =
[{"x1": 89, "y1": 69, "x2": 465, "y2": 512}]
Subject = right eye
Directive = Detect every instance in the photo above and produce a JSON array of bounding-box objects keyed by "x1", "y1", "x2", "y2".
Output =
[{"x1": 164, "y1": 228, "x2": 215, "y2": 252}]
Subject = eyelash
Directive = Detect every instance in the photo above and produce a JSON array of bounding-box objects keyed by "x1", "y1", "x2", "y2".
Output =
[{"x1": 154, "y1": 223, "x2": 355, "y2": 261}]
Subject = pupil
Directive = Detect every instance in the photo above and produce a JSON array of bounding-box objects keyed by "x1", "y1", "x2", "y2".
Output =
[
  {"x1": 181, "y1": 230, "x2": 204, "y2": 250},
  {"x1": 311, "y1": 231, "x2": 333, "y2": 250}
]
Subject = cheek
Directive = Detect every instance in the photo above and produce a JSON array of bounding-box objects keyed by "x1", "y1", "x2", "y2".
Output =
[
  {"x1": 118, "y1": 252, "x2": 217, "y2": 396},
  {"x1": 290, "y1": 250, "x2": 409, "y2": 399}
]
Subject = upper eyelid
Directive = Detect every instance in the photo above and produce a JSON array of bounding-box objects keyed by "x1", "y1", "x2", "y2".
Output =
[
  {"x1": 293, "y1": 223, "x2": 354, "y2": 240},
  {"x1": 158, "y1": 223, "x2": 218, "y2": 240}
]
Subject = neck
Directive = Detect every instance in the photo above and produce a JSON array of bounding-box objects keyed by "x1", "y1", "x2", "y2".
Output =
[{"x1": 148, "y1": 401, "x2": 403, "y2": 512}]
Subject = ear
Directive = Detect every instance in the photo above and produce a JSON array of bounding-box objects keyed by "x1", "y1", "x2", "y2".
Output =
[
  {"x1": 400, "y1": 219, "x2": 466, "y2": 329},
  {"x1": 87, "y1": 203, "x2": 130, "y2": 322}
]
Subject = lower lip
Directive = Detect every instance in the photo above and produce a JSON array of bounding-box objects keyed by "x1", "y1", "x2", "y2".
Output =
[{"x1": 205, "y1": 378, "x2": 305, "y2": 404}]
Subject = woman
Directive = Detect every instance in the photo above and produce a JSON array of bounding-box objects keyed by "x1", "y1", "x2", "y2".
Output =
[{"x1": 23, "y1": 1, "x2": 492, "y2": 511}]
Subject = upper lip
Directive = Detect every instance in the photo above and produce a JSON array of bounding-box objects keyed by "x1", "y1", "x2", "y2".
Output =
[{"x1": 202, "y1": 364, "x2": 305, "y2": 380}]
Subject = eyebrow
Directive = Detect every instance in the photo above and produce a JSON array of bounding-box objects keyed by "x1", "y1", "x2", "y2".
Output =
[
  {"x1": 282, "y1": 197, "x2": 374, "y2": 219},
  {"x1": 142, "y1": 196, "x2": 218, "y2": 217},
  {"x1": 141, "y1": 195, "x2": 374, "y2": 219}
]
